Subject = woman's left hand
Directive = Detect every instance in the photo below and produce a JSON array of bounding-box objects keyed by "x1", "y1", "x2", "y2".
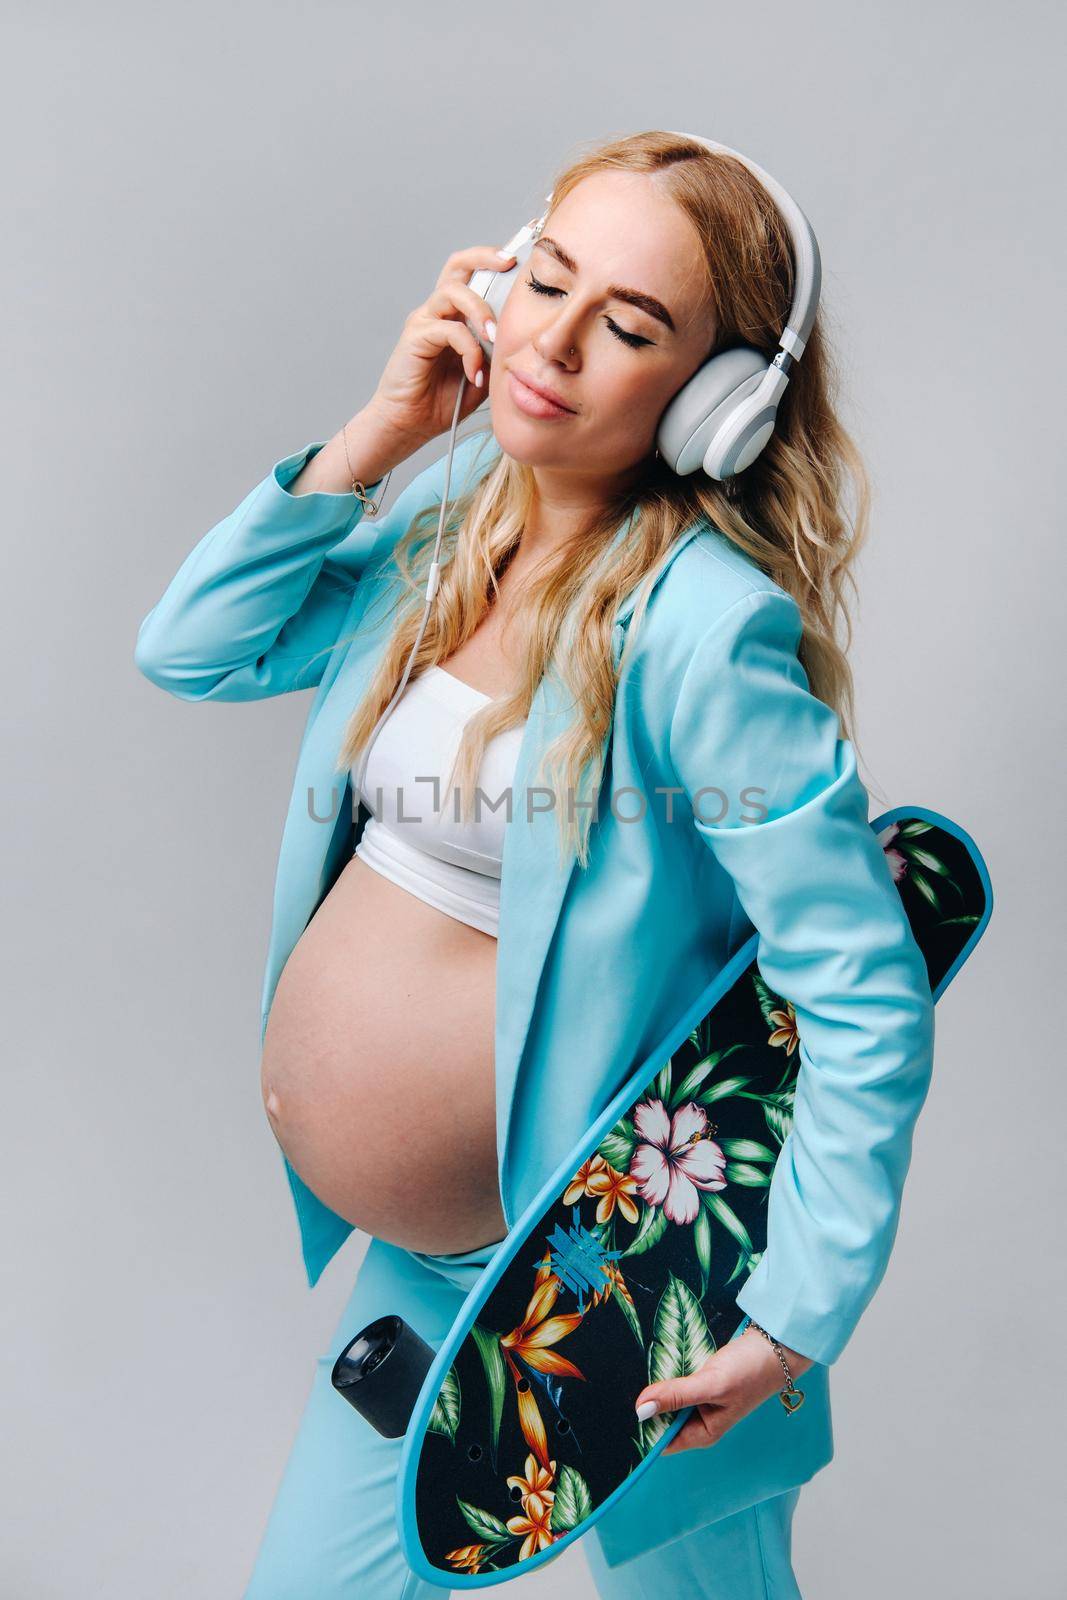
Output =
[{"x1": 635, "y1": 1327, "x2": 815, "y2": 1455}]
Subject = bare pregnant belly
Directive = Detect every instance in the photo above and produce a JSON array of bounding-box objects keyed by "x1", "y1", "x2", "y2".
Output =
[{"x1": 259, "y1": 854, "x2": 508, "y2": 1256}]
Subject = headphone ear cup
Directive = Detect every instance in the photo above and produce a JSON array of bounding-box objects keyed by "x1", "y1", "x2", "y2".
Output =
[
  {"x1": 467, "y1": 265, "x2": 514, "y2": 362},
  {"x1": 705, "y1": 388, "x2": 786, "y2": 478},
  {"x1": 467, "y1": 236, "x2": 538, "y2": 364},
  {"x1": 657, "y1": 345, "x2": 770, "y2": 479}
]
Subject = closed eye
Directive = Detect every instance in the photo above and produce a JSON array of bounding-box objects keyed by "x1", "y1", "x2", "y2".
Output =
[{"x1": 524, "y1": 272, "x2": 653, "y2": 349}]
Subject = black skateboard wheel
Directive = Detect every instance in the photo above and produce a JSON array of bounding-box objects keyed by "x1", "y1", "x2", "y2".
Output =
[{"x1": 331, "y1": 1315, "x2": 437, "y2": 1438}]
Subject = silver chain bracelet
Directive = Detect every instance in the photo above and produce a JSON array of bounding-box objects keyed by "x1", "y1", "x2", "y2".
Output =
[{"x1": 744, "y1": 1319, "x2": 806, "y2": 1415}]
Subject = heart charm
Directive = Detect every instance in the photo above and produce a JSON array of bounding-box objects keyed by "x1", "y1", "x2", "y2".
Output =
[{"x1": 779, "y1": 1387, "x2": 805, "y2": 1415}]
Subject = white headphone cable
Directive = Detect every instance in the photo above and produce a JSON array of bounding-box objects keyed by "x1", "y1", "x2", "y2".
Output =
[{"x1": 351, "y1": 374, "x2": 470, "y2": 809}]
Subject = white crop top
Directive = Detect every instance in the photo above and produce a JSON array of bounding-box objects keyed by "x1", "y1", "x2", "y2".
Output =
[{"x1": 352, "y1": 666, "x2": 527, "y2": 938}]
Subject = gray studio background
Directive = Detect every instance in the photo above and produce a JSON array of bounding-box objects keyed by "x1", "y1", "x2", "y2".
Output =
[{"x1": 5, "y1": 3, "x2": 1062, "y2": 1595}]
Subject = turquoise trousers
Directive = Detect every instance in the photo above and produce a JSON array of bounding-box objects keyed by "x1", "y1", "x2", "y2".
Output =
[{"x1": 244, "y1": 1236, "x2": 804, "y2": 1598}]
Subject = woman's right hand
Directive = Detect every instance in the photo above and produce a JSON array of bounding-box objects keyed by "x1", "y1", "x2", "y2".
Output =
[{"x1": 364, "y1": 244, "x2": 516, "y2": 452}]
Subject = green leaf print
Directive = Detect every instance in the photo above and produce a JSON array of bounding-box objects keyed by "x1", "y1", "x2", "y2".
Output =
[
  {"x1": 622, "y1": 1204, "x2": 669, "y2": 1258},
  {"x1": 699, "y1": 1074, "x2": 754, "y2": 1106},
  {"x1": 719, "y1": 1136, "x2": 777, "y2": 1163},
  {"x1": 456, "y1": 1500, "x2": 512, "y2": 1543},
  {"x1": 469, "y1": 1325, "x2": 506, "y2": 1457},
  {"x1": 550, "y1": 1464, "x2": 594, "y2": 1532},
  {"x1": 669, "y1": 1043, "x2": 747, "y2": 1109},
  {"x1": 762, "y1": 1098, "x2": 794, "y2": 1147},
  {"x1": 725, "y1": 1246, "x2": 759, "y2": 1287},
  {"x1": 427, "y1": 1365, "x2": 461, "y2": 1442},
  {"x1": 598, "y1": 1116, "x2": 637, "y2": 1170},
  {"x1": 751, "y1": 971, "x2": 787, "y2": 1027},
  {"x1": 612, "y1": 1280, "x2": 646, "y2": 1347},
  {"x1": 652, "y1": 1275, "x2": 718, "y2": 1377},
  {"x1": 702, "y1": 1191, "x2": 754, "y2": 1256},
  {"x1": 909, "y1": 846, "x2": 951, "y2": 877},
  {"x1": 724, "y1": 1161, "x2": 772, "y2": 1188},
  {"x1": 909, "y1": 869, "x2": 942, "y2": 912},
  {"x1": 642, "y1": 1273, "x2": 718, "y2": 1444},
  {"x1": 693, "y1": 1202, "x2": 712, "y2": 1287}
]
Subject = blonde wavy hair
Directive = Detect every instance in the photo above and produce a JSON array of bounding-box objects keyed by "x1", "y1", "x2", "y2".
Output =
[{"x1": 332, "y1": 129, "x2": 873, "y2": 868}]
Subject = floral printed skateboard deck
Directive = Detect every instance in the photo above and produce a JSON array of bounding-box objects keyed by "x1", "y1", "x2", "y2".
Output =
[{"x1": 333, "y1": 806, "x2": 992, "y2": 1587}]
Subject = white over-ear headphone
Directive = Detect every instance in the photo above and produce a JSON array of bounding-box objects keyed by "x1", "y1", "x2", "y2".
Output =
[{"x1": 353, "y1": 134, "x2": 821, "y2": 807}]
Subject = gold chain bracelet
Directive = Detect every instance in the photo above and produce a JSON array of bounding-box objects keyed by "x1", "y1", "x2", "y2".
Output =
[
  {"x1": 342, "y1": 419, "x2": 392, "y2": 515},
  {"x1": 744, "y1": 1319, "x2": 806, "y2": 1415}
]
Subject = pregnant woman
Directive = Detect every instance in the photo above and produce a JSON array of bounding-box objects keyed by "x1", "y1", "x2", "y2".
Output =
[{"x1": 135, "y1": 130, "x2": 935, "y2": 1598}]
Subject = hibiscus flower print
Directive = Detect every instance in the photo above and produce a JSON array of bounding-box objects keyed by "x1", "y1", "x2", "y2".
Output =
[{"x1": 629, "y1": 1099, "x2": 727, "y2": 1225}]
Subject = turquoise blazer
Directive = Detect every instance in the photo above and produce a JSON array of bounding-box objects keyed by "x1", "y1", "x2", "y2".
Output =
[{"x1": 135, "y1": 429, "x2": 936, "y2": 1566}]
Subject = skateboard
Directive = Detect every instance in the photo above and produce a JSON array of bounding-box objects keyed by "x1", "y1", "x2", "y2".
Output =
[{"x1": 332, "y1": 806, "x2": 993, "y2": 1586}]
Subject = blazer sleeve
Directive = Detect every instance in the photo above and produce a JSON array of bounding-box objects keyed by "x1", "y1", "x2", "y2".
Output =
[
  {"x1": 134, "y1": 438, "x2": 440, "y2": 702},
  {"x1": 667, "y1": 587, "x2": 936, "y2": 1367}
]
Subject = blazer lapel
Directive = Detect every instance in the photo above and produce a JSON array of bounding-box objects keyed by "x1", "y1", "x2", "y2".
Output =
[{"x1": 493, "y1": 524, "x2": 703, "y2": 1211}]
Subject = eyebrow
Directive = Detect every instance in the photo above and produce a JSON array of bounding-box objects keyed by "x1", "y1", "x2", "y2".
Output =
[{"x1": 534, "y1": 236, "x2": 677, "y2": 334}]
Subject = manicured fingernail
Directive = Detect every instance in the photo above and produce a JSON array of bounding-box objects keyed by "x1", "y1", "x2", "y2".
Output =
[
  {"x1": 636, "y1": 1400, "x2": 659, "y2": 1421},
  {"x1": 474, "y1": 370, "x2": 483, "y2": 388},
  {"x1": 497, "y1": 250, "x2": 515, "y2": 262},
  {"x1": 485, "y1": 320, "x2": 497, "y2": 343}
]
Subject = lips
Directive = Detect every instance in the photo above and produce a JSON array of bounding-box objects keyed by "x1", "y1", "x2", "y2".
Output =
[{"x1": 510, "y1": 369, "x2": 576, "y2": 413}]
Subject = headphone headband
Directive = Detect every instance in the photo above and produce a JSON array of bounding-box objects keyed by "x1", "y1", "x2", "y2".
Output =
[{"x1": 665, "y1": 132, "x2": 822, "y2": 361}]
